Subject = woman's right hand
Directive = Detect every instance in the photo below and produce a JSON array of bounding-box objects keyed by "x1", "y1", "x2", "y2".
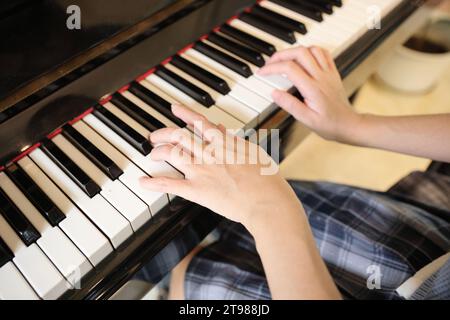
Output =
[{"x1": 259, "y1": 46, "x2": 361, "y2": 143}]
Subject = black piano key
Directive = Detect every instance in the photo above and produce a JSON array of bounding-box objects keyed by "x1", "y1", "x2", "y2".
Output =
[
  {"x1": 251, "y1": 5, "x2": 307, "y2": 34},
  {"x1": 155, "y1": 66, "x2": 215, "y2": 107},
  {"x1": 316, "y1": 0, "x2": 342, "y2": 8},
  {"x1": 41, "y1": 138, "x2": 101, "y2": 198},
  {"x1": 208, "y1": 32, "x2": 265, "y2": 67},
  {"x1": 0, "y1": 237, "x2": 14, "y2": 267},
  {"x1": 62, "y1": 124, "x2": 123, "y2": 180},
  {"x1": 329, "y1": 0, "x2": 342, "y2": 7},
  {"x1": 239, "y1": 12, "x2": 297, "y2": 44},
  {"x1": 93, "y1": 104, "x2": 152, "y2": 156},
  {"x1": 219, "y1": 24, "x2": 276, "y2": 57},
  {"x1": 0, "y1": 189, "x2": 40, "y2": 246},
  {"x1": 293, "y1": 0, "x2": 333, "y2": 15},
  {"x1": 111, "y1": 93, "x2": 166, "y2": 132},
  {"x1": 193, "y1": 41, "x2": 253, "y2": 78},
  {"x1": 129, "y1": 81, "x2": 187, "y2": 128},
  {"x1": 6, "y1": 163, "x2": 65, "y2": 227},
  {"x1": 270, "y1": 0, "x2": 323, "y2": 22},
  {"x1": 171, "y1": 55, "x2": 231, "y2": 95}
]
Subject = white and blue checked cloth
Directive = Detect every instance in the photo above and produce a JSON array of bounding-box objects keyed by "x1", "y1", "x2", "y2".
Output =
[{"x1": 183, "y1": 170, "x2": 450, "y2": 300}]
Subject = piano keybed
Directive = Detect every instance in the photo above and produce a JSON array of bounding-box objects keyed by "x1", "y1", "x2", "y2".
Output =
[{"x1": 0, "y1": 0, "x2": 420, "y2": 299}]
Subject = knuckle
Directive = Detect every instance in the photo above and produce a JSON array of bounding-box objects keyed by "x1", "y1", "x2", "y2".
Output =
[
  {"x1": 297, "y1": 46, "x2": 308, "y2": 55},
  {"x1": 310, "y1": 46, "x2": 320, "y2": 55}
]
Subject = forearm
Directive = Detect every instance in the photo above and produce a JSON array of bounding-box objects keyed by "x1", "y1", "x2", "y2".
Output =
[
  {"x1": 247, "y1": 204, "x2": 341, "y2": 300},
  {"x1": 343, "y1": 114, "x2": 450, "y2": 162}
]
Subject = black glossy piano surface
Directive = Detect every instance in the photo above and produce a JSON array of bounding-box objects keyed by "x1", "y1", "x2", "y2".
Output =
[{"x1": 0, "y1": 0, "x2": 428, "y2": 299}]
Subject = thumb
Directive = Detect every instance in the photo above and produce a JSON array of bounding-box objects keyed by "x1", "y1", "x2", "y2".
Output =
[{"x1": 272, "y1": 90, "x2": 314, "y2": 126}]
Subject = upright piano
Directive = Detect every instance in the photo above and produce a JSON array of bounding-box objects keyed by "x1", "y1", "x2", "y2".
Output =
[{"x1": 0, "y1": 0, "x2": 437, "y2": 299}]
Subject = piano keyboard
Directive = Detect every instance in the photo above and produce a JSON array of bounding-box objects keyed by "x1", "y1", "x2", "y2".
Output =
[{"x1": 0, "y1": 0, "x2": 402, "y2": 299}]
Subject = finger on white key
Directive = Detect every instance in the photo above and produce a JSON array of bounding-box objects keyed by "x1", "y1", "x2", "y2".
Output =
[
  {"x1": 73, "y1": 120, "x2": 169, "y2": 214},
  {"x1": 86, "y1": 107, "x2": 183, "y2": 182}
]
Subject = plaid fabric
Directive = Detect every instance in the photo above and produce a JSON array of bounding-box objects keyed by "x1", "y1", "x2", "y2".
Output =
[
  {"x1": 184, "y1": 171, "x2": 450, "y2": 300},
  {"x1": 409, "y1": 258, "x2": 450, "y2": 299}
]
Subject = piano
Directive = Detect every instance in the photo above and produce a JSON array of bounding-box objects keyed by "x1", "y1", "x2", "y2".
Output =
[{"x1": 0, "y1": 0, "x2": 438, "y2": 299}]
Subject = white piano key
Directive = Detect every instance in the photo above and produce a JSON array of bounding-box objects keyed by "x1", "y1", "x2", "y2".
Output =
[
  {"x1": 183, "y1": 48, "x2": 278, "y2": 114},
  {"x1": 34, "y1": 227, "x2": 91, "y2": 286},
  {"x1": 229, "y1": 18, "x2": 291, "y2": 51},
  {"x1": 29, "y1": 148, "x2": 133, "y2": 249},
  {"x1": 181, "y1": 45, "x2": 245, "y2": 87},
  {"x1": 73, "y1": 121, "x2": 169, "y2": 215},
  {"x1": 260, "y1": 1, "x2": 340, "y2": 38},
  {"x1": 18, "y1": 156, "x2": 112, "y2": 266},
  {"x1": 206, "y1": 35, "x2": 294, "y2": 90},
  {"x1": 0, "y1": 262, "x2": 39, "y2": 300},
  {"x1": 201, "y1": 39, "x2": 286, "y2": 100},
  {"x1": 186, "y1": 44, "x2": 275, "y2": 103},
  {"x1": 164, "y1": 63, "x2": 259, "y2": 127},
  {"x1": 355, "y1": 0, "x2": 401, "y2": 16},
  {"x1": 52, "y1": 134, "x2": 151, "y2": 231},
  {"x1": 137, "y1": 78, "x2": 182, "y2": 105},
  {"x1": 145, "y1": 74, "x2": 245, "y2": 130},
  {"x1": 255, "y1": 73, "x2": 293, "y2": 91},
  {"x1": 263, "y1": 0, "x2": 385, "y2": 56},
  {"x1": 0, "y1": 214, "x2": 69, "y2": 299},
  {"x1": 258, "y1": 1, "x2": 341, "y2": 52},
  {"x1": 0, "y1": 173, "x2": 92, "y2": 284},
  {"x1": 328, "y1": 5, "x2": 366, "y2": 31},
  {"x1": 180, "y1": 52, "x2": 274, "y2": 117},
  {"x1": 121, "y1": 90, "x2": 180, "y2": 128},
  {"x1": 138, "y1": 76, "x2": 237, "y2": 138},
  {"x1": 82, "y1": 113, "x2": 176, "y2": 205},
  {"x1": 14, "y1": 244, "x2": 69, "y2": 299},
  {"x1": 104, "y1": 101, "x2": 152, "y2": 137}
]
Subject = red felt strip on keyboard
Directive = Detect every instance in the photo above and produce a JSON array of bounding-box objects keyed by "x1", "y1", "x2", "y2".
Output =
[{"x1": 10, "y1": 143, "x2": 42, "y2": 164}]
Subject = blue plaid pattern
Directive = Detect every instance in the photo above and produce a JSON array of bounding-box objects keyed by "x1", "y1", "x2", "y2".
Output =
[{"x1": 184, "y1": 171, "x2": 450, "y2": 300}]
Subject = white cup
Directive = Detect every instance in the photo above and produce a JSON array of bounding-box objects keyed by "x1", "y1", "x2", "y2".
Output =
[{"x1": 376, "y1": 18, "x2": 450, "y2": 94}]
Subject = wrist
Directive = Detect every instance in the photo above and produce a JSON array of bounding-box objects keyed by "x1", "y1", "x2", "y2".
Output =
[
  {"x1": 336, "y1": 112, "x2": 368, "y2": 145},
  {"x1": 244, "y1": 202, "x2": 309, "y2": 241}
]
